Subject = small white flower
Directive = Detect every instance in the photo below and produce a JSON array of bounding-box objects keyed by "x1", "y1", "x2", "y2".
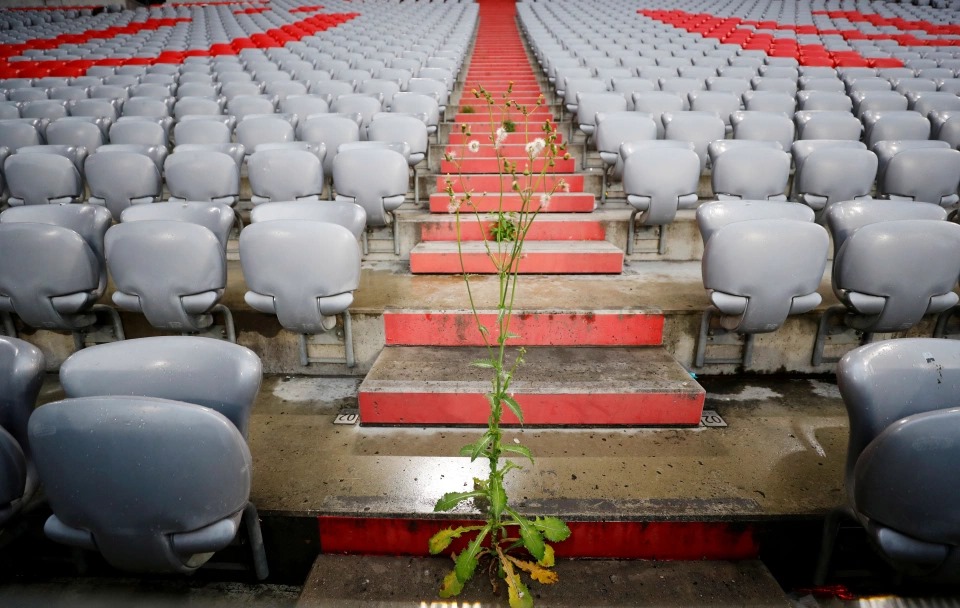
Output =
[
  {"x1": 448, "y1": 197, "x2": 462, "y2": 214},
  {"x1": 467, "y1": 140, "x2": 480, "y2": 154},
  {"x1": 446, "y1": 150, "x2": 457, "y2": 161},
  {"x1": 539, "y1": 193, "x2": 551, "y2": 210},
  {"x1": 494, "y1": 127, "x2": 507, "y2": 150},
  {"x1": 525, "y1": 137, "x2": 546, "y2": 158},
  {"x1": 559, "y1": 179, "x2": 570, "y2": 193}
]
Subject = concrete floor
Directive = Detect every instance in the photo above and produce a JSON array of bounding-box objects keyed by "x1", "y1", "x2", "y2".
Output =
[{"x1": 246, "y1": 374, "x2": 846, "y2": 520}]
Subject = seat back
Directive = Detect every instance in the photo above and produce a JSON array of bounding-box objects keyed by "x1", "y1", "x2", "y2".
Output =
[
  {"x1": 45, "y1": 118, "x2": 105, "y2": 152},
  {"x1": 793, "y1": 148, "x2": 878, "y2": 216},
  {"x1": 881, "y1": 147, "x2": 960, "y2": 207},
  {"x1": 120, "y1": 201, "x2": 234, "y2": 250},
  {"x1": 164, "y1": 150, "x2": 239, "y2": 205},
  {"x1": 711, "y1": 147, "x2": 790, "y2": 201},
  {"x1": 235, "y1": 115, "x2": 296, "y2": 151},
  {"x1": 696, "y1": 200, "x2": 815, "y2": 245},
  {"x1": 298, "y1": 114, "x2": 361, "y2": 175},
  {"x1": 825, "y1": 198, "x2": 948, "y2": 254},
  {"x1": 0, "y1": 336, "x2": 44, "y2": 458},
  {"x1": 249, "y1": 201, "x2": 366, "y2": 238},
  {"x1": 85, "y1": 150, "x2": 162, "y2": 220},
  {"x1": 105, "y1": 221, "x2": 227, "y2": 333},
  {"x1": 730, "y1": 111, "x2": 796, "y2": 151},
  {"x1": 838, "y1": 338, "x2": 960, "y2": 523},
  {"x1": 832, "y1": 220, "x2": 960, "y2": 332},
  {"x1": 795, "y1": 111, "x2": 862, "y2": 140},
  {"x1": 367, "y1": 114, "x2": 428, "y2": 161},
  {"x1": 622, "y1": 143, "x2": 700, "y2": 225},
  {"x1": 332, "y1": 147, "x2": 409, "y2": 226},
  {"x1": 240, "y1": 220, "x2": 361, "y2": 333},
  {"x1": 247, "y1": 148, "x2": 324, "y2": 204},
  {"x1": 30, "y1": 396, "x2": 251, "y2": 573},
  {"x1": 59, "y1": 336, "x2": 261, "y2": 437},
  {"x1": 4, "y1": 153, "x2": 82, "y2": 206},
  {"x1": 702, "y1": 219, "x2": 828, "y2": 333},
  {"x1": 662, "y1": 111, "x2": 725, "y2": 171}
]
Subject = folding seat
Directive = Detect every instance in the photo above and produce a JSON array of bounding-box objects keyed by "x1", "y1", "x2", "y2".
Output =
[
  {"x1": 240, "y1": 219, "x2": 362, "y2": 365},
  {"x1": 164, "y1": 149, "x2": 239, "y2": 206},
  {"x1": 750, "y1": 77, "x2": 798, "y2": 96},
  {"x1": 938, "y1": 80, "x2": 960, "y2": 95},
  {"x1": 220, "y1": 81, "x2": 265, "y2": 101},
  {"x1": 895, "y1": 78, "x2": 938, "y2": 96},
  {"x1": 70, "y1": 77, "x2": 102, "y2": 88},
  {"x1": 658, "y1": 77, "x2": 704, "y2": 110},
  {"x1": 173, "y1": 96, "x2": 224, "y2": 120},
  {"x1": 85, "y1": 148, "x2": 162, "y2": 220},
  {"x1": 388, "y1": 92, "x2": 439, "y2": 136},
  {"x1": 48, "y1": 86, "x2": 90, "y2": 102},
  {"x1": 850, "y1": 90, "x2": 909, "y2": 117},
  {"x1": 172, "y1": 116, "x2": 233, "y2": 146},
  {"x1": 662, "y1": 111, "x2": 725, "y2": 172},
  {"x1": 45, "y1": 117, "x2": 105, "y2": 153},
  {"x1": 121, "y1": 96, "x2": 171, "y2": 119},
  {"x1": 595, "y1": 112, "x2": 657, "y2": 203},
  {"x1": 710, "y1": 146, "x2": 790, "y2": 201},
  {"x1": 357, "y1": 79, "x2": 401, "y2": 105},
  {"x1": 910, "y1": 91, "x2": 960, "y2": 117},
  {"x1": 247, "y1": 147, "x2": 324, "y2": 205},
  {"x1": 375, "y1": 68, "x2": 413, "y2": 89},
  {"x1": 234, "y1": 114, "x2": 295, "y2": 152},
  {"x1": 705, "y1": 76, "x2": 751, "y2": 96},
  {"x1": 263, "y1": 80, "x2": 307, "y2": 101},
  {"x1": 799, "y1": 77, "x2": 846, "y2": 93},
  {"x1": 729, "y1": 111, "x2": 795, "y2": 151},
  {"x1": 796, "y1": 91, "x2": 854, "y2": 112},
  {"x1": 367, "y1": 113, "x2": 428, "y2": 203},
  {"x1": 931, "y1": 111, "x2": 960, "y2": 148},
  {"x1": 248, "y1": 200, "x2": 367, "y2": 239},
  {"x1": 878, "y1": 146, "x2": 960, "y2": 207},
  {"x1": 95, "y1": 143, "x2": 168, "y2": 174},
  {"x1": 845, "y1": 76, "x2": 892, "y2": 94},
  {"x1": 609, "y1": 78, "x2": 655, "y2": 109},
  {"x1": 815, "y1": 202, "x2": 960, "y2": 358},
  {"x1": 758, "y1": 66, "x2": 799, "y2": 80},
  {"x1": 688, "y1": 90, "x2": 740, "y2": 129},
  {"x1": 0, "y1": 102, "x2": 19, "y2": 120},
  {"x1": 175, "y1": 82, "x2": 222, "y2": 99},
  {"x1": 333, "y1": 146, "x2": 407, "y2": 253},
  {"x1": 226, "y1": 95, "x2": 276, "y2": 121},
  {"x1": 718, "y1": 66, "x2": 758, "y2": 80},
  {"x1": 657, "y1": 57, "x2": 692, "y2": 69},
  {"x1": 417, "y1": 67, "x2": 454, "y2": 89},
  {"x1": 816, "y1": 338, "x2": 960, "y2": 584},
  {"x1": 795, "y1": 111, "x2": 862, "y2": 140},
  {"x1": 279, "y1": 94, "x2": 329, "y2": 121},
  {"x1": 791, "y1": 141, "x2": 877, "y2": 221},
  {"x1": 8, "y1": 89, "x2": 49, "y2": 103},
  {"x1": 621, "y1": 140, "x2": 700, "y2": 254},
  {"x1": 20, "y1": 100, "x2": 68, "y2": 121},
  {"x1": 108, "y1": 118, "x2": 167, "y2": 147},
  {"x1": 105, "y1": 221, "x2": 234, "y2": 341},
  {"x1": 68, "y1": 97, "x2": 121, "y2": 122},
  {"x1": 391, "y1": 58, "x2": 422, "y2": 77},
  {"x1": 298, "y1": 114, "x2": 361, "y2": 177},
  {"x1": 0, "y1": 204, "x2": 121, "y2": 343},
  {"x1": 695, "y1": 210, "x2": 828, "y2": 367},
  {"x1": 631, "y1": 91, "x2": 684, "y2": 138},
  {"x1": 575, "y1": 92, "x2": 627, "y2": 143},
  {"x1": 862, "y1": 110, "x2": 931, "y2": 148},
  {"x1": 4, "y1": 152, "x2": 82, "y2": 206},
  {"x1": 130, "y1": 83, "x2": 174, "y2": 99},
  {"x1": 120, "y1": 201, "x2": 234, "y2": 251},
  {"x1": 0, "y1": 335, "x2": 44, "y2": 525},
  {"x1": 33, "y1": 351, "x2": 266, "y2": 576},
  {"x1": 677, "y1": 66, "x2": 716, "y2": 81},
  {"x1": 741, "y1": 90, "x2": 795, "y2": 114}
]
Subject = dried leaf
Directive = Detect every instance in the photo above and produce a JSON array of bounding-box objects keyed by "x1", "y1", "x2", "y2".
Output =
[
  {"x1": 507, "y1": 555, "x2": 559, "y2": 585},
  {"x1": 428, "y1": 526, "x2": 484, "y2": 555},
  {"x1": 501, "y1": 550, "x2": 534, "y2": 608},
  {"x1": 438, "y1": 569, "x2": 464, "y2": 598}
]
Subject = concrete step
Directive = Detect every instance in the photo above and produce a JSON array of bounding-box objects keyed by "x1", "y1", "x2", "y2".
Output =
[
  {"x1": 448, "y1": 130, "x2": 564, "y2": 145},
  {"x1": 428, "y1": 191, "x2": 596, "y2": 213},
  {"x1": 409, "y1": 240, "x2": 624, "y2": 275},
  {"x1": 438, "y1": 173, "x2": 583, "y2": 193},
  {"x1": 419, "y1": 213, "x2": 607, "y2": 242},
  {"x1": 439, "y1": 156, "x2": 576, "y2": 174},
  {"x1": 383, "y1": 309, "x2": 664, "y2": 347},
  {"x1": 297, "y1": 556, "x2": 791, "y2": 607},
  {"x1": 357, "y1": 345, "x2": 704, "y2": 426}
]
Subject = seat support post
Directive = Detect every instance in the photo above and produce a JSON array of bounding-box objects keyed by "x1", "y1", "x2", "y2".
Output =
[
  {"x1": 297, "y1": 310, "x2": 355, "y2": 368},
  {"x1": 694, "y1": 307, "x2": 755, "y2": 368}
]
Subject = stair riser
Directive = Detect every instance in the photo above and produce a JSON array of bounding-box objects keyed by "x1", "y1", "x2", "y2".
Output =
[
  {"x1": 383, "y1": 311, "x2": 664, "y2": 346},
  {"x1": 409, "y1": 250, "x2": 623, "y2": 274},
  {"x1": 440, "y1": 158, "x2": 575, "y2": 174},
  {"x1": 317, "y1": 517, "x2": 758, "y2": 559},
  {"x1": 419, "y1": 219, "x2": 606, "y2": 242},
  {"x1": 428, "y1": 192, "x2": 596, "y2": 213},
  {"x1": 447, "y1": 131, "x2": 564, "y2": 144},
  {"x1": 359, "y1": 391, "x2": 704, "y2": 426},
  {"x1": 437, "y1": 174, "x2": 583, "y2": 193}
]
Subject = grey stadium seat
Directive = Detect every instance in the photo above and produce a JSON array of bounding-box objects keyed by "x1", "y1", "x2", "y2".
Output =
[
  {"x1": 0, "y1": 336, "x2": 44, "y2": 526},
  {"x1": 164, "y1": 149, "x2": 240, "y2": 206},
  {"x1": 791, "y1": 143, "x2": 878, "y2": 222},
  {"x1": 120, "y1": 201, "x2": 235, "y2": 251},
  {"x1": 247, "y1": 147, "x2": 324, "y2": 205},
  {"x1": 333, "y1": 146, "x2": 407, "y2": 251},
  {"x1": 710, "y1": 146, "x2": 790, "y2": 201},
  {"x1": 249, "y1": 200, "x2": 367, "y2": 239},
  {"x1": 879, "y1": 147, "x2": 960, "y2": 207},
  {"x1": 85, "y1": 148, "x2": 163, "y2": 220},
  {"x1": 4, "y1": 153, "x2": 82, "y2": 206}
]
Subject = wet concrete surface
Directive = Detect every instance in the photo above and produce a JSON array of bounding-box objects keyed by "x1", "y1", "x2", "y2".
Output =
[
  {"x1": 297, "y1": 556, "x2": 790, "y2": 607},
  {"x1": 248, "y1": 374, "x2": 847, "y2": 520}
]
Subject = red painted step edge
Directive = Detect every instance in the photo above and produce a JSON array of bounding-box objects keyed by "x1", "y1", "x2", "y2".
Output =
[
  {"x1": 440, "y1": 157, "x2": 575, "y2": 174},
  {"x1": 420, "y1": 217, "x2": 605, "y2": 241},
  {"x1": 438, "y1": 174, "x2": 583, "y2": 194},
  {"x1": 429, "y1": 192, "x2": 596, "y2": 213},
  {"x1": 317, "y1": 516, "x2": 759, "y2": 560},
  {"x1": 409, "y1": 249, "x2": 623, "y2": 275},
  {"x1": 383, "y1": 311, "x2": 664, "y2": 347}
]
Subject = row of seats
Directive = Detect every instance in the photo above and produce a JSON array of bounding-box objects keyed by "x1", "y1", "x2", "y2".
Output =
[
  {"x1": 695, "y1": 198, "x2": 960, "y2": 366},
  {"x1": 0, "y1": 201, "x2": 363, "y2": 366},
  {"x1": 0, "y1": 333, "x2": 269, "y2": 578}
]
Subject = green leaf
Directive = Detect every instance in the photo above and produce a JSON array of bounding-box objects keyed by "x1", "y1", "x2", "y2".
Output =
[
  {"x1": 434, "y1": 490, "x2": 485, "y2": 512},
  {"x1": 458, "y1": 442, "x2": 475, "y2": 457},
  {"x1": 503, "y1": 394, "x2": 524, "y2": 425},
  {"x1": 428, "y1": 526, "x2": 485, "y2": 554},
  {"x1": 502, "y1": 444, "x2": 534, "y2": 465},
  {"x1": 534, "y1": 516, "x2": 572, "y2": 543},
  {"x1": 470, "y1": 430, "x2": 494, "y2": 461},
  {"x1": 455, "y1": 525, "x2": 489, "y2": 584},
  {"x1": 490, "y1": 477, "x2": 506, "y2": 520},
  {"x1": 513, "y1": 514, "x2": 546, "y2": 562},
  {"x1": 471, "y1": 359, "x2": 496, "y2": 369},
  {"x1": 438, "y1": 569, "x2": 464, "y2": 598}
]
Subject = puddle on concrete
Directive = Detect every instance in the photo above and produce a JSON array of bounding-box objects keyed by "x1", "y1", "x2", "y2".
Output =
[
  {"x1": 808, "y1": 379, "x2": 841, "y2": 400},
  {"x1": 271, "y1": 377, "x2": 360, "y2": 403},
  {"x1": 706, "y1": 385, "x2": 783, "y2": 402}
]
